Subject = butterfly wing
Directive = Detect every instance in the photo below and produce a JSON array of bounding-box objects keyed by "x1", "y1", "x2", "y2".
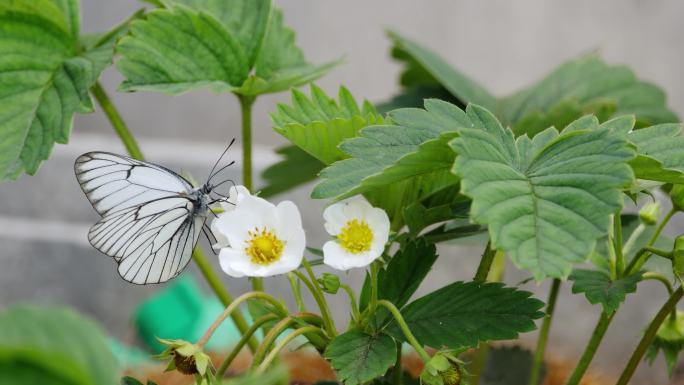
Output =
[
  {"x1": 75, "y1": 152, "x2": 204, "y2": 284},
  {"x1": 75, "y1": 152, "x2": 194, "y2": 216}
]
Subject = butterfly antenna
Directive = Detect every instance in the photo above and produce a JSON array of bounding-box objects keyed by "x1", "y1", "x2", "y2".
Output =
[
  {"x1": 211, "y1": 177, "x2": 237, "y2": 192},
  {"x1": 207, "y1": 161, "x2": 236, "y2": 184},
  {"x1": 202, "y1": 224, "x2": 219, "y2": 256},
  {"x1": 206, "y1": 138, "x2": 236, "y2": 182}
]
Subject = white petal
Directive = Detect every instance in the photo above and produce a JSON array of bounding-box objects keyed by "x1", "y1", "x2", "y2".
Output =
[
  {"x1": 366, "y1": 207, "x2": 390, "y2": 244},
  {"x1": 218, "y1": 248, "x2": 246, "y2": 278},
  {"x1": 323, "y1": 241, "x2": 380, "y2": 270},
  {"x1": 323, "y1": 202, "x2": 348, "y2": 235},
  {"x1": 210, "y1": 218, "x2": 230, "y2": 248},
  {"x1": 217, "y1": 195, "x2": 278, "y2": 249}
]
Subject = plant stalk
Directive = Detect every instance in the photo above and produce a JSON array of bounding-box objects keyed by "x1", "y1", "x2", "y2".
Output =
[
  {"x1": 378, "y1": 300, "x2": 431, "y2": 363},
  {"x1": 91, "y1": 82, "x2": 143, "y2": 159},
  {"x1": 614, "y1": 215, "x2": 625, "y2": 276},
  {"x1": 565, "y1": 311, "x2": 614, "y2": 385},
  {"x1": 256, "y1": 326, "x2": 326, "y2": 373},
  {"x1": 615, "y1": 286, "x2": 684, "y2": 385},
  {"x1": 91, "y1": 81, "x2": 258, "y2": 352},
  {"x1": 529, "y1": 279, "x2": 561, "y2": 385},
  {"x1": 474, "y1": 242, "x2": 497, "y2": 281},
  {"x1": 293, "y1": 269, "x2": 337, "y2": 337},
  {"x1": 215, "y1": 313, "x2": 278, "y2": 378}
]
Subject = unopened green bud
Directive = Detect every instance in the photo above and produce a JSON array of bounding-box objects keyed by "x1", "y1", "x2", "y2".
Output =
[
  {"x1": 639, "y1": 201, "x2": 661, "y2": 226},
  {"x1": 155, "y1": 338, "x2": 210, "y2": 376},
  {"x1": 673, "y1": 236, "x2": 684, "y2": 279},
  {"x1": 420, "y1": 352, "x2": 465, "y2": 385},
  {"x1": 671, "y1": 185, "x2": 684, "y2": 212},
  {"x1": 318, "y1": 273, "x2": 340, "y2": 294}
]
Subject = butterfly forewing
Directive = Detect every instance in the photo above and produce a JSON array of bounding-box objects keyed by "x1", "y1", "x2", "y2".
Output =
[
  {"x1": 75, "y1": 152, "x2": 193, "y2": 216},
  {"x1": 76, "y1": 152, "x2": 206, "y2": 285}
]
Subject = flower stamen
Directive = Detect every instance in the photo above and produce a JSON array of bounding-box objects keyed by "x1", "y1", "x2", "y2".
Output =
[
  {"x1": 245, "y1": 227, "x2": 284, "y2": 265},
  {"x1": 339, "y1": 219, "x2": 373, "y2": 254}
]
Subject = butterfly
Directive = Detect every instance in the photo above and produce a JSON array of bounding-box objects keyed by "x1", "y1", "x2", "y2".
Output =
[{"x1": 74, "y1": 141, "x2": 235, "y2": 284}]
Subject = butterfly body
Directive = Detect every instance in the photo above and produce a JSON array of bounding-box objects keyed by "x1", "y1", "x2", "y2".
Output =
[{"x1": 75, "y1": 152, "x2": 223, "y2": 285}]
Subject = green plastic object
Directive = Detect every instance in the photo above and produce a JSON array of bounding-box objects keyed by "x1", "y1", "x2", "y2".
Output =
[{"x1": 135, "y1": 276, "x2": 247, "y2": 353}]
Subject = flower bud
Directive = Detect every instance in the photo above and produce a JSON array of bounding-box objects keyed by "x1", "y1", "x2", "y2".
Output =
[
  {"x1": 639, "y1": 201, "x2": 661, "y2": 226},
  {"x1": 671, "y1": 185, "x2": 684, "y2": 212},
  {"x1": 155, "y1": 338, "x2": 211, "y2": 376},
  {"x1": 646, "y1": 311, "x2": 684, "y2": 376},
  {"x1": 318, "y1": 273, "x2": 341, "y2": 294},
  {"x1": 420, "y1": 352, "x2": 465, "y2": 385},
  {"x1": 672, "y1": 236, "x2": 684, "y2": 279}
]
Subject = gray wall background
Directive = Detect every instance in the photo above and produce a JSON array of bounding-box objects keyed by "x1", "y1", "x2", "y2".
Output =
[{"x1": 1, "y1": 1, "x2": 684, "y2": 383}]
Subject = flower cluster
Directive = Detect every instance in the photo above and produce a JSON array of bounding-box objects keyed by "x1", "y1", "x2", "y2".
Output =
[{"x1": 211, "y1": 187, "x2": 389, "y2": 277}]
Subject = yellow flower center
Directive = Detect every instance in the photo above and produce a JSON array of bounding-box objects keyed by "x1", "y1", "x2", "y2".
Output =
[
  {"x1": 339, "y1": 219, "x2": 373, "y2": 254},
  {"x1": 245, "y1": 227, "x2": 284, "y2": 265}
]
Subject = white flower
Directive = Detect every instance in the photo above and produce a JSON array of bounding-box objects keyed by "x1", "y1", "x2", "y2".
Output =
[
  {"x1": 210, "y1": 185, "x2": 250, "y2": 249},
  {"x1": 322, "y1": 198, "x2": 390, "y2": 270},
  {"x1": 212, "y1": 194, "x2": 305, "y2": 277}
]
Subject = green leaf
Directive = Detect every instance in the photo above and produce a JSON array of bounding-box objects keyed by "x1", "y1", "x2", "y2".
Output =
[
  {"x1": 0, "y1": 305, "x2": 119, "y2": 385},
  {"x1": 501, "y1": 55, "x2": 678, "y2": 130},
  {"x1": 360, "y1": 237, "x2": 438, "y2": 313},
  {"x1": 627, "y1": 123, "x2": 684, "y2": 184},
  {"x1": 258, "y1": 146, "x2": 323, "y2": 198},
  {"x1": 118, "y1": 2, "x2": 337, "y2": 96},
  {"x1": 386, "y1": 281, "x2": 544, "y2": 349},
  {"x1": 313, "y1": 99, "x2": 469, "y2": 200},
  {"x1": 569, "y1": 269, "x2": 643, "y2": 313},
  {"x1": 271, "y1": 85, "x2": 385, "y2": 164},
  {"x1": 386, "y1": 33, "x2": 678, "y2": 134},
  {"x1": 388, "y1": 31, "x2": 497, "y2": 111},
  {"x1": 403, "y1": 195, "x2": 471, "y2": 237},
  {"x1": 451, "y1": 105, "x2": 635, "y2": 279},
  {"x1": 324, "y1": 331, "x2": 397, "y2": 385},
  {"x1": 159, "y1": 0, "x2": 271, "y2": 67},
  {"x1": 116, "y1": 5, "x2": 249, "y2": 94},
  {"x1": 0, "y1": 0, "x2": 120, "y2": 180}
]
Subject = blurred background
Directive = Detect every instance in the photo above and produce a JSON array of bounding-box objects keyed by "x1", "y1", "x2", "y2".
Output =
[{"x1": 1, "y1": 0, "x2": 684, "y2": 383}]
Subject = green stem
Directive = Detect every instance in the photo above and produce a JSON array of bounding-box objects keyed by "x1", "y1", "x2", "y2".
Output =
[
  {"x1": 91, "y1": 82, "x2": 257, "y2": 353},
  {"x1": 642, "y1": 272, "x2": 674, "y2": 295},
  {"x1": 237, "y1": 94, "x2": 263, "y2": 296},
  {"x1": 614, "y1": 215, "x2": 625, "y2": 277},
  {"x1": 255, "y1": 326, "x2": 326, "y2": 373},
  {"x1": 648, "y1": 207, "x2": 676, "y2": 246},
  {"x1": 529, "y1": 279, "x2": 561, "y2": 385},
  {"x1": 393, "y1": 343, "x2": 403, "y2": 385},
  {"x1": 474, "y1": 242, "x2": 496, "y2": 281},
  {"x1": 293, "y1": 269, "x2": 337, "y2": 337},
  {"x1": 191, "y1": 249, "x2": 259, "y2": 352},
  {"x1": 565, "y1": 311, "x2": 615, "y2": 385},
  {"x1": 90, "y1": 82, "x2": 143, "y2": 160},
  {"x1": 615, "y1": 286, "x2": 684, "y2": 385},
  {"x1": 622, "y1": 223, "x2": 645, "y2": 256},
  {"x1": 251, "y1": 313, "x2": 327, "y2": 367},
  {"x1": 302, "y1": 260, "x2": 337, "y2": 335},
  {"x1": 377, "y1": 300, "x2": 430, "y2": 363},
  {"x1": 287, "y1": 272, "x2": 306, "y2": 312},
  {"x1": 340, "y1": 283, "x2": 362, "y2": 323},
  {"x1": 368, "y1": 261, "x2": 380, "y2": 323},
  {"x1": 626, "y1": 209, "x2": 677, "y2": 275},
  {"x1": 197, "y1": 291, "x2": 287, "y2": 348},
  {"x1": 215, "y1": 313, "x2": 278, "y2": 378}
]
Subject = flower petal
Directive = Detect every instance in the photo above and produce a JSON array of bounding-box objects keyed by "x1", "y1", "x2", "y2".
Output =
[{"x1": 323, "y1": 241, "x2": 380, "y2": 270}]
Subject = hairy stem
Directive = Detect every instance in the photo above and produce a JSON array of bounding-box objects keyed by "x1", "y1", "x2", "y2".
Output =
[
  {"x1": 251, "y1": 313, "x2": 328, "y2": 367},
  {"x1": 565, "y1": 311, "x2": 614, "y2": 385},
  {"x1": 91, "y1": 82, "x2": 257, "y2": 352},
  {"x1": 255, "y1": 326, "x2": 326, "y2": 373},
  {"x1": 293, "y1": 269, "x2": 337, "y2": 337},
  {"x1": 287, "y1": 272, "x2": 306, "y2": 312},
  {"x1": 197, "y1": 291, "x2": 286, "y2": 348},
  {"x1": 377, "y1": 300, "x2": 430, "y2": 362},
  {"x1": 529, "y1": 279, "x2": 561, "y2": 385},
  {"x1": 340, "y1": 283, "x2": 362, "y2": 324},
  {"x1": 215, "y1": 313, "x2": 278, "y2": 378},
  {"x1": 615, "y1": 286, "x2": 684, "y2": 385}
]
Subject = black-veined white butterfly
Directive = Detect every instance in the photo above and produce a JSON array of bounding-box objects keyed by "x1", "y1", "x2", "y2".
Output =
[{"x1": 74, "y1": 142, "x2": 235, "y2": 284}]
